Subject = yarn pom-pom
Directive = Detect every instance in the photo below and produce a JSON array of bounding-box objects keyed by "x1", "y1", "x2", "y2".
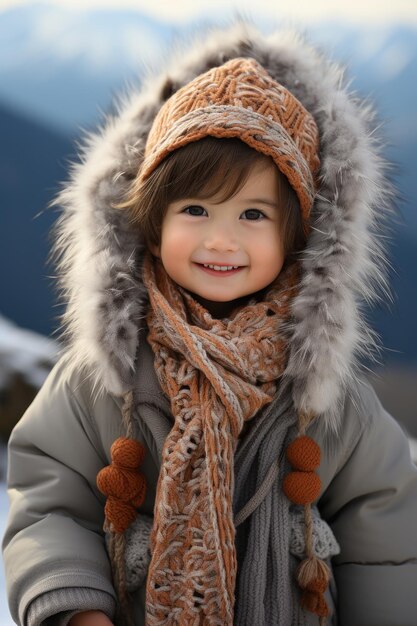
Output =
[
  {"x1": 105, "y1": 496, "x2": 138, "y2": 533},
  {"x1": 283, "y1": 471, "x2": 321, "y2": 505},
  {"x1": 111, "y1": 436, "x2": 146, "y2": 468},
  {"x1": 286, "y1": 435, "x2": 320, "y2": 471},
  {"x1": 97, "y1": 436, "x2": 147, "y2": 535},
  {"x1": 97, "y1": 465, "x2": 146, "y2": 505}
]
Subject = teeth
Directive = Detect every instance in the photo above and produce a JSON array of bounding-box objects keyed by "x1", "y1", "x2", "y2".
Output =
[{"x1": 203, "y1": 264, "x2": 239, "y2": 271}]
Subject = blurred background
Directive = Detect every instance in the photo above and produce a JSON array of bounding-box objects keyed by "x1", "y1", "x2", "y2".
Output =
[{"x1": 1, "y1": 0, "x2": 417, "y2": 622}]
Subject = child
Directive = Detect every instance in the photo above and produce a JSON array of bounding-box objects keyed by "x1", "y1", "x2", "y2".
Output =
[{"x1": 3, "y1": 19, "x2": 417, "y2": 626}]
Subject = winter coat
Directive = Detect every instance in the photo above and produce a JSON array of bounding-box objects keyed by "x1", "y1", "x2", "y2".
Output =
[{"x1": 3, "y1": 19, "x2": 417, "y2": 626}]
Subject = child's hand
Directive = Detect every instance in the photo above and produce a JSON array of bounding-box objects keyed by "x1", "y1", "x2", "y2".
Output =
[{"x1": 68, "y1": 610, "x2": 115, "y2": 625}]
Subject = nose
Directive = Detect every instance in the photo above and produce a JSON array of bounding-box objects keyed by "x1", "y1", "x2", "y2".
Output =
[{"x1": 203, "y1": 221, "x2": 239, "y2": 252}]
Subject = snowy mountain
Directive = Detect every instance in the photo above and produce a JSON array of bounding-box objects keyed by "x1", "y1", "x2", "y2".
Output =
[
  {"x1": 0, "y1": 100, "x2": 73, "y2": 336},
  {"x1": 0, "y1": 313, "x2": 59, "y2": 441},
  {"x1": 0, "y1": 3, "x2": 416, "y2": 364},
  {"x1": 0, "y1": 313, "x2": 58, "y2": 390},
  {"x1": 1, "y1": 4, "x2": 416, "y2": 140},
  {"x1": 0, "y1": 479, "x2": 14, "y2": 625},
  {"x1": 0, "y1": 2, "x2": 173, "y2": 132}
]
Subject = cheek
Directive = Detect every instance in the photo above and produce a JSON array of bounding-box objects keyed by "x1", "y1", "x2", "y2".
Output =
[
  {"x1": 164, "y1": 227, "x2": 190, "y2": 246},
  {"x1": 253, "y1": 232, "x2": 285, "y2": 280},
  {"x1": 159, "y1": 224, "x2": 194, "y2": 274},
  {"x1": 251, "y1": 229, "x2": 284, "y2": 261},
  {"x1": 161, "y1": 228, "x2": 191, "y2": 259}
]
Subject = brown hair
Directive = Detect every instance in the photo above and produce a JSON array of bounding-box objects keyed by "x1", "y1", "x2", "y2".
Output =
[{"x1": 115, "y1": 137, "x2": 306, "y2": 259}]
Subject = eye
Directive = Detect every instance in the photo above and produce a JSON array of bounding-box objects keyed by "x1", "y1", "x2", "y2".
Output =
[
  {"x1": 182, "y1": 205, "x2": 207, "y2": 216},
  {"x1": 241, "y1": 209, "x2": 266, "y2": 221}
]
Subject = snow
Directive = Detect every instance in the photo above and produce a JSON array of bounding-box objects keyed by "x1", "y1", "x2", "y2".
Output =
[
  {"x1": 0, "y1": 313, "x2": 58, "y2": 390},
  {"x1": 0, "y1": 4, "x2": 165, "y2": 74},
  {"x1": 1, "y1": 444, "x2": 14, "y2": 625},
  {"x1": 375, "y1": 41, "x2": 413, "y2": 79}
]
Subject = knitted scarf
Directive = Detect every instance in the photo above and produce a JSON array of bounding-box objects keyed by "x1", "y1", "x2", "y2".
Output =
[
  {"x1": 142, "y1": 250, "x2": 300, "y2": 625},
  {"x1": 232, "y1": 386, "x2": 311, "y2": 625}
]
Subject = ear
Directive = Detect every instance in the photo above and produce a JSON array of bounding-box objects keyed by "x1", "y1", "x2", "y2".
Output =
[{"x1": 148, "y1": 242, "x2": 161, "y2": 258}]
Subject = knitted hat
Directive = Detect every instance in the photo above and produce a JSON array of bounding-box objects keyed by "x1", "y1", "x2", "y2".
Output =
[{"x1": 138, "y1": 57, "x2": 320, "y2": 231}]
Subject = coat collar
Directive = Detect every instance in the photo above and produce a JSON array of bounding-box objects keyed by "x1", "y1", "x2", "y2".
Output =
[{"x1": 50, "y1": 19, "x2": 394, "y2": 432}]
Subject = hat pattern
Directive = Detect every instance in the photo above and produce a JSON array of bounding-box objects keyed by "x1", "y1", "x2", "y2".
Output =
[{"x1": 139, "y1": 57, "x2": 320, "y2": 230}]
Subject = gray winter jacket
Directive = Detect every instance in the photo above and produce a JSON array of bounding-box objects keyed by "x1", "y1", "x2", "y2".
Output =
[
  {"x1": 3, "y1": 333, "x2": 417, "y2": 626},
  {"x1": 3, "y1": 18, "x2": 417, "y2": 626}
]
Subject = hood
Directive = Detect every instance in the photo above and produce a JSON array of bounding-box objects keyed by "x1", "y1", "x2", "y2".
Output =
[{"x1": 50, "y1": 19, "x2": 394, "y2": 432}]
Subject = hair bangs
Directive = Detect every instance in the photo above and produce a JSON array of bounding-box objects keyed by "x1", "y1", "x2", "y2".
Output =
[
  {"x1": 114, "y1": 136, "x2": 306, "y2": 258},
  {"x1": 161, "y1": 137, "x2": 263, "y2": 205}
]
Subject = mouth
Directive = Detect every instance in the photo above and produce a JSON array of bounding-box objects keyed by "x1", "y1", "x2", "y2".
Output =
[{"x1": 194, "y1": 263, "x2": 245, "y2": 276}]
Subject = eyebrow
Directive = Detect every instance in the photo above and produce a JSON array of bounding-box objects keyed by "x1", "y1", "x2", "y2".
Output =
[
  {"x1": 178, "y1": 197, "x2": 278, "y2": 209},
  {"x1": 243, "y1": 198, "x2": 278, "y2": 209}
]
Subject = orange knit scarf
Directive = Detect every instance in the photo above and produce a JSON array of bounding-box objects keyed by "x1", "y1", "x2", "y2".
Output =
[{"x1": 142, "y1": 250, "x2": 300, "y2": 625}]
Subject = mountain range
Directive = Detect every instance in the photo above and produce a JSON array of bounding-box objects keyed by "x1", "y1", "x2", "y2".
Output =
[{"x1": 0, "y1": 3, "x2": 416, "y2": 365}]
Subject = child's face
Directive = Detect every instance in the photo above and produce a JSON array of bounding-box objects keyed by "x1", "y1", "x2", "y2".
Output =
[{"x1": 149, "y1": 160, "x2": 286, "y2": 316}]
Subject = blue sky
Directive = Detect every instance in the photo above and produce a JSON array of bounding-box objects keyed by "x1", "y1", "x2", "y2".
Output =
[{"x1": 1, "y1": 0, "x2": 417, "y2": 26}]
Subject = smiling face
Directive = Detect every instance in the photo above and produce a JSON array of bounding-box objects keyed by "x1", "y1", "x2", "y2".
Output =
[{"x1": 149, "y1": 160, "x2": 286, "y2": 317}]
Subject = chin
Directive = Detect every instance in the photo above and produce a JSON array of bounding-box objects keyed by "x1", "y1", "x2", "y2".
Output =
[{"x1": 198, "y1": 293, "x2": 242, "y2": 303}]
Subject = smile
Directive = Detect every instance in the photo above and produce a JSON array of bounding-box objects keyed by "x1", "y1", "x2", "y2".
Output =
[{"x1": 195, "y1": 263, "x2": 244, "y2": 276}]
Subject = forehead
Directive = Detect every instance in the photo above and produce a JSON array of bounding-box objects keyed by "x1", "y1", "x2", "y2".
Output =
[
  {"x1": 220, "y1": 165, "x2": 279, "y2": 207},
  {"x1": 186, "y1": 160, "x2": 280, "y2": 204}
]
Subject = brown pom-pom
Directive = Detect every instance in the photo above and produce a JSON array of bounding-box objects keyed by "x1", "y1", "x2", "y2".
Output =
[
  {"x1": 111, "y1": 436, "x2": 145, "y2": 468},
  {"x1": 97, "y1": 437, "x2": 147, "y2": 534},
  {"x1": 300, "y1": 590, "x2": 330, "y2": 617},
  {"x1": 97, "y1": 465, "x2": 146, "y2": 504},
  {"x1": 286, "y1": 435, "x2": 320, "y2": 471},
  {"x1": 131, "y1": 476, "x2": 147, "y2": 507},
  {"x1": 105, "y1": 496, "x2": 137, "y2": 533},
  {"x1": 283, "y1": 471, "x2": 321, "y2": 505}
]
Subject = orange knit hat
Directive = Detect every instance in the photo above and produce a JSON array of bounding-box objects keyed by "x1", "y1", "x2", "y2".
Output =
[{"x1": 139, "y1": 57, "x2": 320, "y2": 229}]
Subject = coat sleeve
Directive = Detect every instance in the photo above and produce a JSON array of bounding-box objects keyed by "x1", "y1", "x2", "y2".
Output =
[
  {"x1": 1, "y1": 356, "x2": 118, "y2": 626},
  {"x1": 318, "y1": 379, "x2": 417, "y2": 626}
]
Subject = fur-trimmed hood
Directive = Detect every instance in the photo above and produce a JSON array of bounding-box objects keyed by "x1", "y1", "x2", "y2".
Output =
[{"x1": 50, "y1": 18, "x2": 394, "y2": 432}]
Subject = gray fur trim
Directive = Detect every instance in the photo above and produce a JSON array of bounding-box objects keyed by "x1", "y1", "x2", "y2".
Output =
[
  {"x1": 49, "y1": 18, "x2": 395, "y2": 427},
  {"x1": 290, "y1": 506, "x2": 341, "y2": 560}
]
